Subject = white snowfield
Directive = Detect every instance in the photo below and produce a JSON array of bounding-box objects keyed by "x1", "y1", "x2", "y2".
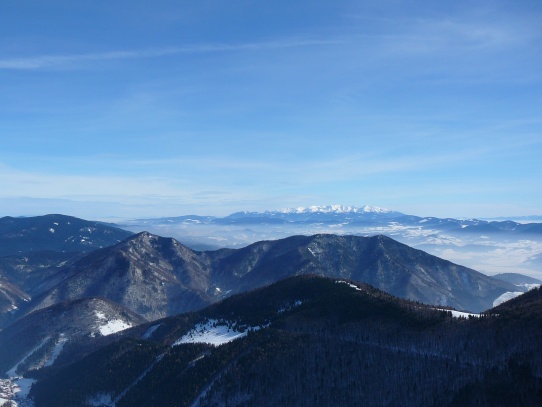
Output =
[
  {"x1": 449, "y1": 310, "x2": 480, "y2": 318},
  {"x1": 99, "y1": 319, "x2": 133, "y2": 336},
  {"x1": 173, "y1": 320, "x2": 248, "y2": 347},
  {"x1": 492, "y1": 284, "x2": 540, "y2": 307},
  {"x1": 95, "y1": 311, "x2": 133, "y2": 336},
  {"x1": 436, "y1": 309, "x2": 480, "y2": 318},
  {"x1": 0, "y1": 377, "x2": 36, "y2": 407},
  {"x1": 492, "y1": 291, "x2": 525, "y2": 307},
  {"x1": 173, "y1": 319, "x2": 269, "y2": 347},
  {"x1": 278, "y1": 204, "x2": 391, "y2": 214}
]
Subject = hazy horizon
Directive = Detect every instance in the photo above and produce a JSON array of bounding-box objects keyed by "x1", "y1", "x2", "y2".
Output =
[{"x1": 2, "y1": 200, "x2": 542, "y2": 223}]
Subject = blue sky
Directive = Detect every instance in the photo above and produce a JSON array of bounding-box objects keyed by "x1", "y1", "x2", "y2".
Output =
[{"x1": 1, "y1": 0, "x2": 541, "y2": 219}]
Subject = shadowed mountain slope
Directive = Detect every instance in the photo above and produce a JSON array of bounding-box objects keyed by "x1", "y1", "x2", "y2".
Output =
[
  {"x1": 0, "y1": 214, "x2": 133, "y2": 256},
  {"x1": 29, "y1": 275, "x2": 542, "y2": 407},
  {"x1": 0, "y1": 215, "x2": 134, "y2": 327},
  {"x1": 23, "y1": 232, "x2": 214, "y2": 321},
  {"x1": 0, "y1": 297, "x2": 146, "y2": 377},
  {"x1": 212, "y1": 234, "x2": 515, "y2": 312},
  {"x1": 23, "y1": 232, "x2": 516, "y2": 322}
]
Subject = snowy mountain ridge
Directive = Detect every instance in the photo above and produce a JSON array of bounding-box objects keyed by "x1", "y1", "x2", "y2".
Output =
[{"x1": 275, "y1": 204, "x2": 395, "y2": 214}]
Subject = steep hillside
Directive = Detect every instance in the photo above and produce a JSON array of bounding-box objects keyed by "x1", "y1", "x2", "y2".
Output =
[
  {"x1": 29, "y1": 276, "x2": 542, "y2": 407},
  {"x1": 0, "y1": 297, "x2": 146, "y2": 377},
  {"x1": 24, "y1": 233, "x2": 515, "y2": 322},
  {"x1": 486, "y1": 285, "x2": 542, "y2": 318},
  {"x1": 0, "y1": 214, "x2": 133, "y2": 328},
  {"x1": 213, "y1": 234, "x2": 515, "y2": 312},
  {"x1": 24, "y1": 232, "x2": 215, "y2": 321}
]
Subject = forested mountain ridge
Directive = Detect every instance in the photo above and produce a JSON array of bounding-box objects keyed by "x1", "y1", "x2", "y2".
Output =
[
  {"x1": 0, "y1": 214, "x2": 133, "y2": 256},
  {"x1": 21, "y1": 232, "x2": 516, "y2": 324},
  {"x1": 210, "y1": 233, "x2": 516, "y2": 312},
  {"x1": 0, "y1": 214, "x2": 133, "y2": 327},
  {"x1": 29, "y1": 275, "x2": 542, "y2": 407},
  {"x1": 0, "y1": 297, "x2": 147, "y2": 377},
  {"x1": 21, "y1": 232, "x2": 214, "y2": 321}
]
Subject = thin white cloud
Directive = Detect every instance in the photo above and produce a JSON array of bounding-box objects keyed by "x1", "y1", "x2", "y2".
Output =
[
  {"x1": 0, "y1": 163, "x2": 184, "y2": 198},
  {"x1": 0, "y1": 38, "x2": 339, "y2": 70}
]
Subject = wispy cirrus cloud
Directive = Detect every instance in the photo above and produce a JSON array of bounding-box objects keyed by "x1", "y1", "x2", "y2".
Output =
[{"x1": 0, "y1": 38, "x2": 339, "y2": 70}]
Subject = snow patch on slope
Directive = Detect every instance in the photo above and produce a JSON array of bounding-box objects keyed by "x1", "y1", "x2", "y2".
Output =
[
  {"x1": 493, "y1": 291, "x2": 525, "y2": 307},
  {"x1": 449, "y1": 310, "x2": 480, "y2": 318},
  {"x1": 94, "y1": 311, "x2": 132, "y2": 336},
  {"x1": 436, "y1": 309, "x2": 480, "y2": 318},
  {"x1": 492, "y1": 283, "x2": 540, "y2": 307},
  {"x1": 336, "y1": 280, "x2": 362, "y2": 291},
  {"x1": 173, "y1": 319, "x2": 263, "y2": 347},
  {"x1": 44, "y1": 335, "x2": 68, "y2": 367},
  {"x1": 278, "y1": 205, "x2": 392, "y2": 214}
]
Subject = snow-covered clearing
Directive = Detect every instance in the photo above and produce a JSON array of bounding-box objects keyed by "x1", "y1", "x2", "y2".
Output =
[
  {"x1": 174, "y1": 319, "x2": 265, "y2": 347},
  {"x1": 95, "y1": 311, "x2": 132, "y2": 336},
  {"x1": 174, "y1": 320, "x2": 247, "y2": 347},
  {"x1": 436, "y1": 309, "x2": 480, "y2": 318},
  {"x1": 449, "y1": 310, "x2": 480, "y2": 318},
  {"x1": 99, "y1": 320, "x2": 132, "y2": 336}
]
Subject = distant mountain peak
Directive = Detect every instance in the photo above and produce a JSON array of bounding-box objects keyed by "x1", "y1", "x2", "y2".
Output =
[
  {"x1": 131, "y1": 230, "x2": 159, "y2": 242},
  {"x1": 275, "y1": 204, "x2": 395, "y2": 215}
]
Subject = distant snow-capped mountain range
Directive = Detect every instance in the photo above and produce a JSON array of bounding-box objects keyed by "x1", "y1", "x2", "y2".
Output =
[
  {"x1": 119, "y1": 204, "x2": 542, "y2": 280},
  {"x1": 122, "y1": 203, "x2": 542, "y2": 234},
  {"x1": 274, "y1": 204, "x2": 395, "y2": 214}
]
